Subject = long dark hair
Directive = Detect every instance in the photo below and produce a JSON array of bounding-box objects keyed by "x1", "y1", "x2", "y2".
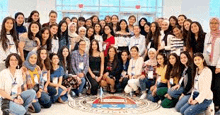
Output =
[
  {"x1": 50, "y1": 24, "x2": 58, "y2": 40},
  {"x1": 91, "y1": 15, "x2": 100, "y2": 25},
  {"x1": 165, "y1": 53, "x2": 181, "y2": 80},
  {"x1": 27, "y1": 10, "x2": 40, "y2": 23},
  {"x1": 5, "y1": 53, "x2": 22, "y2": 69},
  {"x1": 89, "y1": 39, "x2": 100, "y2": 56},
  {"x1": 116, "y1": 19, "x2": 129, "y2": 32},
  {"x1": 182, "y1": 19, "x2": 192, "y2": 48},
  {"x1": 86, "y1": 27, "x2": 94, "y2": 41},
  {"x1": 37, "y1": 47, "x2": 51, "y2": 70},
  {"x1": 93, "y1": 23, "x2": 102, "y2": 35},
  {"x1": 28, "y1": 22, "x2": 41, "y2": 40},
  {"x1": 40, "y1": 27, "x2": 52, "y2": 51},
  {"x1": 156, "y1": 53, "x2": 167, "y2": 67},
  {"x1": 49, "y1": 53, "x2": 59, "y2": 73},
  {"x1": 0, "y1": 17, "x2": 18, "y2": 51},
  {"x1": 186, "y1": 21, "x2": 206, "y2": 52},
  {"x1": 146, "y1": 22, "x2": 161, "y2": 50},
  {"x1": 168, "y1": 16, "x2": 179, "y2": 31},
  {"x1": 15, "y1": 12, "x2": 25, "y2": 26},
  {"x1": 59, "y1": 46, "x2": 71, "y2": 73},
  {"x1": 57, "y1": 20, "x2": 68, "y2": 42},
  {"x1": 139, "y1": 17, "x2": 148, "y2": 35},
  {"x1": 102, "y1": 24, "x2": 115, "y2": 41},
  {"x1": 106, "y1": 46, "x2": 118, "y2": 70}
]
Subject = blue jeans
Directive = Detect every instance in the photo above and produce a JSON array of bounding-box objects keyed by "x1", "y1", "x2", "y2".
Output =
[
  {"x1": 175, "y1": 94, "x2": 191, "y2": 112},
  {"x1": 180, "y1": 92, "x2": 212, "y2": 115},
  {"x1": 31, "y1": 101, "x2": 41, "y2": 113},
  {"x1": 167, "y1": 87, "x2": 184, "y2": 99},
  {"x1": 147, "y1": 83, "x2": 167, "y2": 102},
  {"x1": 51, "y1": 87, "x2": 68, "y2": 103},
  {"x1": 139, "y1": 78, "x2": 155, "y2": 91},
  {"x1": 8, "y1": 89, "x2": 36, "y2": 115},
  {"x1": 39, "y1": 92, "x2": 52, "y2": 108},
  {"x1": 78, "y1": 77, "x2": 86, "y2": 93}
]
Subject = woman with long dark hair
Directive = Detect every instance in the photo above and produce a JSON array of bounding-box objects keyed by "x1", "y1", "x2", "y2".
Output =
[
  {"x1": 50, "y1": 24, "x2": 59, "y2": 54},
  {"x1": 111, "y1": 15, "x2": 119, "y2": 33},
  {"x1": 168, "y1": 16, "x2": 179, "y2": 32},
  {"x1": 14, "y1": 12, "x2": 27, "y2": 35},
  {"x1": 25, "y1": 10, "x2": 40, "y2": 29},
  {"x1": 86, "y1": 27, "x2": 95, "y2": 41},
  {"x1": 0, "y1": 17, "x2": 19, "y2": 71},
  {"x1": 94, "y1": 23, "x2": 103, "y2": 51},
  {"x1": 139, "y1": 17, "x2": 148, "y2": 35},
  {"x1": 40, "y1": 27, "x2": 52, "y2": 52},
  {"x1": 102, "y1": 24, "x2": 115, "y2": 57},
  {"x1": 57, "y1": 20, "x2": 69, "y2": 51}
]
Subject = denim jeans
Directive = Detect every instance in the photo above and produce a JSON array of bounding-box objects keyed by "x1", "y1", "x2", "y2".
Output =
[
  {"x1": 8, "y1": 89, "x2": 36, "y2": 115},
  {"x1": 139, "y1": 78, "x2": 155, "y2": 91},
  {"x1": 175, "y1": 94, "x2": 191, "y2": 112},
  {"x1": 78, "y1": 77, "x2": 86, "y2": 93},
  {"x1": 180, "y1": 92, "x2": 212, "y2": 115},
  {"x1": 31, "y1": 101, "x2": 41, "y2": 113},
  {"x1": 39, "y1": 92, "x2": 52, "y2": 108},
  {"x1": 167, "y1": 87, "x2": 184, "y2": 99},
  {"x1": 51, "y1": 87, "x2": 68, "y2": 103},
  {"x1": 147, "y1": 83, "x2": 167, "y2": 102}
]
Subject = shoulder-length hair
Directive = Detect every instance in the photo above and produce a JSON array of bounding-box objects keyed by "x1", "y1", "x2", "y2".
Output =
[
  {"x1": 146, "y1": 22, "x2": 161, "y2": 49},
  {"x1": 5, "y1": 53, "x2": 22, "y2": 69},
  {"x1": 89, "y1": 39, "x2": 100, "y2": 56},
  {"x1": 102, "y1": 24, "x2": 115, "y2": 41},
  {"x1": 106, "y1": 46, "x2": 118, "y2": 70},
  {"x1": 59, "y1": 46, "x2": 71, "y2": 73},
  {"x1": 0, "y1": 17, "x2": 18, "y2": 51},
  {"x1": 86, "y1": 27, "x2": 94, "y2": 41},
  {"x1": 15, "y1": 12, "x2": 25, "y2": 26},
  {"x1": 165, "y1": 53, "x2": 181, "y2": 80},
  {"x1": 37, "y1": 47, "x2": 51, "y2": 70},
  {"x1": 57, "y1": 20, "x2": 68, "y2": 42},
  {"x1": 157, "y1": 53, "x2": 167, "y2": 67},
  {"x1": 93, "y1": 23, "x2": 102, "y2": 35},
  {"x1": 116, "y1": 19, "x2": 129, "y2": 32},
  {"x1": 27, "y1": 10, "x2": 40, "y2": 23},
  {"x1": 40, "y1": 27, "x2": 52, "y2": 51},
  {"x1": 28, "y1": 22, "x2": 41, "y2": 40}
]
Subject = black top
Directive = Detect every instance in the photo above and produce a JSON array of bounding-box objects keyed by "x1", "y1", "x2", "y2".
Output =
[
  {"x1": 180, "y1": 67, "x2": 193, "y2": 95},
  {"x1": 190, "y1": 33, "x2": 206, "y2": 53},
  {"x1": 89, "y1": 55, "x2": 101, "y2": 75}
]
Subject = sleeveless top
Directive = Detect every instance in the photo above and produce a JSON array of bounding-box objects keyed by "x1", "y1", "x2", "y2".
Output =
[{"x1": 89, "y1": 55, "x2": 101, "y2": 75}]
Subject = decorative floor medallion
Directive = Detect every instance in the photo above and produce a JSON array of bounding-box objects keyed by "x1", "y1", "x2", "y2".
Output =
[{"x1": 68, "y1": 93, "x2": 160, "y2": 114}]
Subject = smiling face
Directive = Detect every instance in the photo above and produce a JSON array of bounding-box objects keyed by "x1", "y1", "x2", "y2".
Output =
[
  {"x1": 61, "y1": 23, "x2": 67, "y2": 32},
  {"x1": 62, "y1": 48, "x2": 69, "y2": 58},
  {"x1": 169, "y1": 55, "x2": 176, "y2": 66},
  {"x1": 178, "y1": 16, "x2": 185, "y2": 27},
  {"x1": 100, "y1": 20, "x2": 106, "y2": 28},
  {"x1": 92, "y1": 41, "x2": 98, "y2": 51},
  {"x1": 170, "y1": 18, "x2": 176, "y2": 27},
  {"x1": 180, "y1": 53, "x2": 188, "y2": 66},
  {"x1": 94, "y1": 24, "x2": 101, "y2": 33},
  {"x1": 191, "y1": 23, "x2": 199, "y2": 34},
  {"x1": 210, "y1": 18, "x2": 219, "y2": 32},
  {"x1": 130, "y1": 48, "x2": 138, "y2": 58},
  {"x1": 121, "y1": 52, "x2": 128, "y2": 62},
  {"x1": 52, "y1": 55, "x2": 59, "y2": 65},
  {"x1": 157, "y1": 55, "x2": 164, "y2": 66},
  {"x1": 104, "y1": 26, "x2": 111, "y2": 35},
  {"x1": 184, "y1": 21, "x2": 191, "y2": 31},
  {"x1": 161, "y1": 21, "x2": 169, "y2": 31},
  {"x1": 50, "y1": 26, "x2": 58, "y2": 35},
  {"x1": 194, "y1": 56, "x2": 204, "y2": 68},
  {"x1": 29, "y1": 54, "x2": 37, "y2": 65},
  {"x1": 70, "y1": 24, "x2": 76, "y2": 33},
  {"x1": 134, "y1": 26, "x2": 140, "y2": 35},
  {"x1": 150, "y1": 23, "x2": 156, "y2": 33},
  {"x1": 31, "y1": 23, "x2": 39, "y2": 35},
  {"x1": 144, "y1": 24, "x2": 150, "y2": 33},
  {"x1": 140, "y1": 19, "x2": 146, "y2": 26},
  {"x1": 128, "y1": 17, "x2": 136, "y2": 25},
  {"x1": 148, "y1": 51, "x2": 156, "y2": 59},
  {"x1": 65, "y1": 18, "x2": 71, "y2": 24},
  {"x1": 9, "y1": 55, "x2": 18, "y2": 68},
  {"x1": 5, "y1": 19, "x2": 13, "y2": 32},
  {"x1": 49, "y1": 13, "x2": 57, "y2": 24},
  {"x1": 86, "y1": 20, "x2": 92, "y2": 27},
  {"x1": 79, "y1": 41, "x2": 86, "y2": 52},
  {"x1": 87, "y1": 28, "x2": 94, "y2": 38},
  {"x1": 92, "y1": 17, "x2": 98, "y2": 24},
  {"x1": 42, "y1": 29, "x2": 50, "y2": 41},
  {"x1": 108, "y1": 48, "x2": 116, "y2": 58},
  {"x1": 112, "y1": 16, "x2": 118, "y2": 25},
  {"x1": 120, "y1": 21, "x2": 127, "y2": 30},
  {"x1": 16, "y1": 14, "x2": 24, "y2": 25},
  {"x1": 40, "y1": 49, "x2": 47, "y2": 60},
  {"x1": 32, "y1": 13, "x2": 39, "y2": 22},
  {"x1": 79, "y1": 29, "x2": 86, "y2": 37},
  {"x1": 173, "y1": 27, "x2": 181, "y2": 37}
]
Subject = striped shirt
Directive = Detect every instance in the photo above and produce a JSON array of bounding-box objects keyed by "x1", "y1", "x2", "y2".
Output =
[{"x1": 170, "y1": 37, "x2": 184, "y2": 55}]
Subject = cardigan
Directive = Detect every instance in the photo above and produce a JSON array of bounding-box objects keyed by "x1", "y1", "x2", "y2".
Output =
[{"x1": 127, "y1": 57, "x2": 144, "y2": 76}]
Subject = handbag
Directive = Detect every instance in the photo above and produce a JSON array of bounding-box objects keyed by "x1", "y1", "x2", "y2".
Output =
[{"x1": 62, "y1": 75, "x2": 79, "y2": 89}]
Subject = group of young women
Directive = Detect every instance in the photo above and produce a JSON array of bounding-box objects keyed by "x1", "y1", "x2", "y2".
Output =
[{"x1": 0, "y1": 9, "x2": 219, "y2": 115}]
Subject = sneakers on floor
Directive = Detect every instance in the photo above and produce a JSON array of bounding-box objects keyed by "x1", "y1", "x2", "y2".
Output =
[{"x1": 140, "y1": 93, "x2": 147, "y2": 99}]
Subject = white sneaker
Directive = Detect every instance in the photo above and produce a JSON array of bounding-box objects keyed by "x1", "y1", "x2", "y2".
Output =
[
  {"x1": 140, "y1": 93, "x2": 147, "y2": 99},
  {"x1": 68, "y1": 94, "x2": 74, "y2": 101},
  {"x1": 79, "y1": 93, "x2": 82, "y2": 97}
]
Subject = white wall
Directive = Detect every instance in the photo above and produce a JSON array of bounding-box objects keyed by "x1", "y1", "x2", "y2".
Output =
[{"x1": 8, "y1": 0, "x2": 56, "y2": 24}]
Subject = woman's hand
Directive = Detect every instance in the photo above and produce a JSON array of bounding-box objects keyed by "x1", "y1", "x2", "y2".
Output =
[
  {"x1": 215, "y1": 68, "x2": 220, "y2": 74},
  {"x1": 171, "y1": 84, "x2": 180, "y2": 91},
  {"x1": 179, "y1": 93, "x2": 184, "y2": 100},
  {"x1": 43, "y1": 87, "x2": 48, "y2": 92},
  {"x1": 36, "y1": 90, "x2": 42, "y2": 98},
  {"x1": 188, "y1": 97, "x2": 193, "y2": 104},
  {"x1": 190, "y1": 100, "x2": 198, "y2": 105}
]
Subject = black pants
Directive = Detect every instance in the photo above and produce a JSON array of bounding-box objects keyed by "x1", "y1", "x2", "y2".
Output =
[
  {"x1": 86, "y1": 74, "x2": 99, "y2": 95},
  {"x1": 209, "y1": 66, "x2": 220, "y2": 106}
]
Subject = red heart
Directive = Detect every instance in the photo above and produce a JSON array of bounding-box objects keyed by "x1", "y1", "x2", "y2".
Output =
[
  {"x1": 78, "y1": 4, "x2": 84, "y2": 8},
  {"x1": 136, "y1": 5, "x2": 140, "y2": 9}
]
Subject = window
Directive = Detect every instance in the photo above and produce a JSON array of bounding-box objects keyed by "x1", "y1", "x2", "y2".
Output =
[
  {"x1": 210, "y1": 0, "x2": 220, "y2": 17},
  {"x1": 0, "y1": 0, "x2": 8, "y2": 23},
  {"x1": 56, "y1": 0, "x2": 163, "y2": 22}
]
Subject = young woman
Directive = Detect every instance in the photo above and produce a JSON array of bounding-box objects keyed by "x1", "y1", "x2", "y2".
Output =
[
  {"x1": 180, "y1": 53, "x2": 213, "y2": 115},
  {"x1": 77, "y1": 17, "x2": 86, "y2": 28},
  {"x1": 115, "y1": 19, "x2": 131, "y2": 53},
  {"x1": 58, "y1": 20, "x2": 69, "y2": 51},
  {"x1": 0, "y1": 53, "x2": 35, "y2": 115},
  {"x1": 25, "y1": 10, "x2": 40, "y2": 29},
  {"x1": 71, "y1": 17, "x2": 78, "y2": 23},
  {"x1": 40, "y1": 27, "x2": 52, "y2": 52},
  {"x1": 144, "y1": 22, "x2": 151, "y2": 37},
  {"x1": 19, "y1": 22, "x2": 41, "y2": 61},
  {"x1": 147, "y1": 53, "x2": 168, "y2": 102},
  {"x1": 68, "y1": 22, "x2": 78, "y2": 51},
  {"x1": 50, "y1": 24, "x2": 59, "y2": 54},
  {"x1": 203, "y1": 17, "x2": 220, "y2": 111},
  {"x1": 74, "y1": 26, "x2": 90, "y2": 53},
  {"x1": 100, "y1": 46, "x2": 121, "y2": 93},
  {"x1": 0, "y1": 17, "x2": 19, "y2": 71},
  {"x1": 139, "y1": 18, "x2": 148, "y2": 35},
  {"x1": 91, "y1": 15, "x2": 99, "y2": 25},
  {"x1": 104, "y1": 15, "x2": 111, "y2": 24},
  {"x1": 49, "y1": 53, "x2": 68, "y2": 103},
  {"x1": 146, "y1": 22, "x2": 161, "y2": 52},
  {"x1": 62, "y1": 17, "x2": 71, "y2": 25},
  {"x1": 118, "y1": 50, "x2": 130, "y2": 91},
  {"x1": 94, "y1": 23, "x2": 103, "y2": 51},
  {"x1": 103, "y1": 25, "x2": 115, "y2": 57},
  {"x1": 59, "y1": 46, "x2": 71, "y2": 79},
  {"x1": 42, "y1": 10, "x2": 57, "y2": 27},
  {"x1": 86, "y1": 27, "x2": 95, "y2": 41},
  {"x1": 24, "y1": 51, "x2": 51, "y2": 113},
  {"x1": 99, "y1": 20, "x2": 106, "y2": 29},
  {"x1": 182, "y1": 19, "x2": 192, "y2": 52},
  {"x1": 111, "y1": 15, "x2": 119, "y2": 33},
  {"x1": 128, "y1": 15, "x2": 136, "y2": 35},
  {"x1": 168, "y1": 16, "x2": 179, "y2": 32},
  {"x1": 186, "y1": 21, "x2": 206, "y2": 54},
  {"x1": 178, "y1": 14, "x2": 187, "y2": 29},
  {"x1": 175, "y1": 51, "x2": 193, "y2": 112},
  {"x1": 85, "y1": 19, "x2": 92, "y2": 28},
  {"x1": 124, "y1": 46, "x2": 144, "y2": 95},
  {"x1": 157, "y1": 53, "x2": 182, "y2": 108},
  {"x1": 14, "y1": 12, "x2": 27, "y2": 35},
  {"x1": 87, "y1": 40, "x2": 104, "y2": 95},
  {"x1": 139, "y1": 48, "x2": 157, "y2": 99}
]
